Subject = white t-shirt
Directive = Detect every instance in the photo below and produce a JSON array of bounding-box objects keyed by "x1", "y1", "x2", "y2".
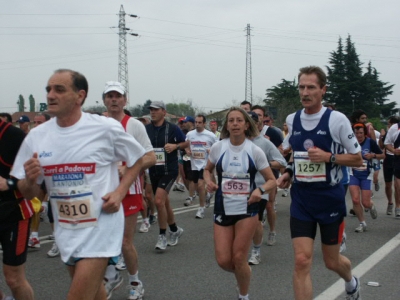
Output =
[
  {"x1": 286, "y1": 107, "x2": 360, "y2": 155},
  {"x1": 384, "y1": 123, "x2": 400, "y2": 153},
  {"x1": 124, "y1": 117, "x2": 153, "y2": 195},
  {"x1": 186, "y1": 129, "x2": 217, "y2": 171},
  {"x1": 208, "y1": 138, "x2": 269, "y2": 215},
  {"x1": 11, "y1": 113, "x2": 145, "y2": 262}
]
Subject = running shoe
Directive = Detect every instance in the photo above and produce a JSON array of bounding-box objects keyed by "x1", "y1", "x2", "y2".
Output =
[
  {"x1": 248, "y1": 249, "x2": 261, "y2": 265},
  {"x1": 149, "y1": 215, "x2": 157, "y2": 225},
  {"x1": 395, "y1": 208, "x2": 400, "y2": 218},
  {"x1": 345, "y1": 276, "x2": 361, "y2": 300},
  {"x1": 127, "y1": 281, "x2": 144, "y2": 300},
  {"x1": 116, "y1": 255, "x2": 126, "y2": 271},
  {"x1": 104, "y1": 272, "x2": 123, "y2": 300},
  {"x1": 28, "y1": 236, "x2": 40, "y2": 248},
  {"x1": 349, "y1": 208, "x2": 356, "y2": 216},
  {"x1": 175, "y1": 183, "x2": 185, "y2": 192},
  {"x1": 374, "y1": 182, "x2": 380, "y2": 192},
  {"x1": 168, "y1": 227, "x2": 183, "y2": 246},
  {"x1": 184, "y1": 197, "x2": 193, "y2": 206},
  {"x1": 340, "y1": 232, "x2": 347, "y2": 253},
  {"x1": 48, "y1": 234, "x2": 55, "y2": 240},
  {"x1": 282, "y1": 188, "x2": 289, "y2": 197},
  {"x1": 387, "y1": 203, "x2": 394, "y2": 215},
  {"x1": 155, "y1": 234, "x2": 168, "y2": 250},
  {"x1": 355, "y1": 223, "x2": 367, "y2": 233},
  {"x1": 369, "y1": 205, "x2": 378, "y2": 219},
  {"x1": 139, "y1": 221, "x2": 150, "y2": 233},
  {"x1": 267, "y1": 232, "x2": 276, "y2": 246},
  {"x1": 47, "y1": 242, "x2": 60, "y2": 258},
  {"x1": 205, "y1": 192, "x2": 213, "y2": 208},
  {"x1": 195, "y1": 207, "x2": 205, "y2": 219}
]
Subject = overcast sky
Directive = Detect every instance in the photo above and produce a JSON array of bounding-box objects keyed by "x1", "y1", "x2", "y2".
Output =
[{"x1": 1, "y1": 0, "x2": 399, "y2": 114}]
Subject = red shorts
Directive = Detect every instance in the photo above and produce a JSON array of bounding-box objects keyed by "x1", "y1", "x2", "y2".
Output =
[{"x1": 122, "y1": 194, "x2": 143, "y2": 217}]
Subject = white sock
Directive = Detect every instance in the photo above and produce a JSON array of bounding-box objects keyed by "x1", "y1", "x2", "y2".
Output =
[
  {"x1": 105, "y1": 265, "x2": 117, "y2": 281},
  {"x1": 239, "y1": 294, "x2": 249, "y2": 300},
  {"x1": 345, "y1": 276, "x2": 357, "y2": 293},
  {"x1": 143, "y1": 217, "x2": 149, "y2": 224},
  {"x1": 31, "y1": 232, "x2": 39, "y2": 238},
  {"x1": 129, "y1": 271, "x2": 140, "y2": 284}
]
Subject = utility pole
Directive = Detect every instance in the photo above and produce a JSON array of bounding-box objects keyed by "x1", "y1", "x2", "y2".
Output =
[
  {"x1": 245, "y1": 24, "x2": 252, "y2": 105},
  {"x1": 117, "y1": 5, "x2": 138, "y2": 106}
]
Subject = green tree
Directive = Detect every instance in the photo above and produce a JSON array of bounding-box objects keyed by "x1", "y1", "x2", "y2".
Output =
[
  {"x1": 18, "y1": 95, "x2": 25, "y2": 112},
  {"x1": 326, "y1": 35, "x2": 395, "y2": 118},
  {"x1": 29, "y1": 94, "x2": 35, "y2": 112},
  {"x1": 166, "y1": 102, "x2": 196, "y2": 117},
  {"x1": 264, "y1": 79, "x2": 301, "y2": 126}
]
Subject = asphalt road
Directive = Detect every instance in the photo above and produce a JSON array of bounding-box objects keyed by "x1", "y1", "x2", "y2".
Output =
[{"x1": 1, "y1": 174, "x2": 400, "y2": 299}]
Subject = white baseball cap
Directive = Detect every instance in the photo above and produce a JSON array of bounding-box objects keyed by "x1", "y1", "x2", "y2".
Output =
[{"x1": 103, "y1": 81, "x2": 126, "y2": 95}]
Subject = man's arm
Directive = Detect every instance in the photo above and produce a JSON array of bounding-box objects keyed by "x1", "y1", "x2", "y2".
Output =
[
  {"x1": 142, "y1": 151, "x2": 156, "y2": 170},
  {"x1": 307, "y1": 148, "x2": 363, "y2": 167},
  {"x1": 16, "y1": 153, "x2": 46, "y2": 200},
  {"x1": 102, "y1": 157, "x2": 143, "y2": 213}
]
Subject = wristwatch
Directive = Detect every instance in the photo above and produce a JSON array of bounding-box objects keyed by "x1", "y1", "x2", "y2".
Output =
[
  {"x1": 6, "y1": 178, "x2": 17, "y2": 191},
  {"x1": 258, "y1": 187, "x2": 266, "y2": 195},
  {"x1": 330, "y1": 154, "x2": 336, "y2": 163}
]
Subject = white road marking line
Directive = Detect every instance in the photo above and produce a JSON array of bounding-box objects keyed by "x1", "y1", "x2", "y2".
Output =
[{"x1": 315, "y1": 232, "x2": 400, "y2": 300}]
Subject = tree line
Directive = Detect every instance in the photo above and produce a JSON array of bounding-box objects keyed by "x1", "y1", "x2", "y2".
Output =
[{"x1": 264, "y1": 35, "x2": 395, "y2": 129}]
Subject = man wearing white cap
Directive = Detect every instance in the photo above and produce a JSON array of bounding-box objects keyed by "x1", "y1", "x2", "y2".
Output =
[
  {"x1": 145, "y1": 101, "x2": 188, "y2": 250},
  {"x1": 11, "y1": 69, "x2": 146, "y2": 300},
  {"x1": 102, "y1": 81, "x2": 155, "y2": 300}
]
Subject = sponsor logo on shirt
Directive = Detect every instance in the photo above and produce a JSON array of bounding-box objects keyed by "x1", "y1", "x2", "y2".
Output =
[
  {"x1": 317, "y1": 130, "x2": 326, "y2": 135},
  {"x1": 303, "y1": 139, "x2": 314, "y2": 150},
  {"x1": 354, "y1": 142, "x2": 359, "y2": 148},
  {"x1": 293, "y1": 131, "x2": 301, "y2": 136},
  {"x1": 43, "y1": 163, "x2": 96, "y2": 176},
  {"x1": 190, "y1": 141, "x2": 207, "y2": 145},
  {"x1": 229, "y1": 162, "x2": 241, "y2": 166},
  {"x1": 348, "y1": 133, "x2": 355, "y2": 139},
  {"x1": 330, "y1": 212, "x2": 339, "y2": 217},
  {"x1": 39, "y1": 151, "x2": 52, "y2": 158}
]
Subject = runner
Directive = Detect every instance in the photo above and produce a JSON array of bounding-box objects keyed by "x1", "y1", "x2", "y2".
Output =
[
  {"x1": 384, "y1": 116, "x2": 400, "y2": 218},
  {"x1": 28, "y1": 113, "x2": 52, "y2": 251},
  {"x1": 145, "y1": 101, "x2": 187, "y2": 250},
  {"x1": 103, "y1": 81, "x2": 156, "y2": 300},
  {"x1": 349, "y1": 123, "x2": 383, "y2": 232},
  {"x1": 185, "y1": 114, "x2": 216, "y2": 218},
  {"x1": 246, "y1": 111, "x2": 286, "y2": 265},
  {"x1": 277, "y1": 66, "x2": 363, "y2": 300},
  {"x1": 0, "y1": 119, "x2": 34, "y2": 300},
  {"x1": 17, "y1": 115, "x2": 30, "y2": 135},
  {"x1": 204, "y1": 107, "x2": 276, "y2": 300},
  {"x1": 11, "y1": 69, "x2": 146, "y2": 300},
  {"x1": 209, "y1": 119, "x2": 221, "y2": 141},
  {"x1": 251, "y1": 105, "x2": 283, "y2": 246},
  {"x1": 379, "y1": 116, "x2": 399, "y2": 215}
]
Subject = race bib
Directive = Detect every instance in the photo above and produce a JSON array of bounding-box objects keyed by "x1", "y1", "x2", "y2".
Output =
[
  {"x1": 154, "y1": 148, "x2": 166, "y2": 165},
  {"x1": 294, "y1": 151, "x2": 326, "y2": 182},
  {"x1": 192, "y1": 148, "x2": 206, "y2": 159},
  {"x1": 221, "y1": 173, "x2": 250, "y2": 196},
  {"x1": 353, "y1": 159, "x2": 368, "y2": 171},
  {"x1": 221, "y1": 172, "x2": 251, "y2": 215},
  {"x1": 50, "y1": 186, "x2": 98, "y2": 229}
]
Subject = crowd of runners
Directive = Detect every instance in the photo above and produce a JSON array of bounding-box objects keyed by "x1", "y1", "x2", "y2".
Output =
[{"x1": 0, "y1": 65, "x2": 398, "y2": 300}]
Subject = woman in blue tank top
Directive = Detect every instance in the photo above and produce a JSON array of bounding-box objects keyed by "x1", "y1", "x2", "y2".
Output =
[{"x1": 349, "y1": 123, "x2": 384, "y2": 233}]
